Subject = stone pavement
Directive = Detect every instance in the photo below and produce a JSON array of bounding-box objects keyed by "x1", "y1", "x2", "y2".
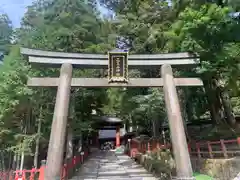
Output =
[{"x1": 70, "y1": 150, "x2": 158, "y2": 180}]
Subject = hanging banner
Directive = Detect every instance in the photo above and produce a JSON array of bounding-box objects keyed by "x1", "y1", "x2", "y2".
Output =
[{"x1": 108, "y1": 50, "x2": 128, "y2": 83}]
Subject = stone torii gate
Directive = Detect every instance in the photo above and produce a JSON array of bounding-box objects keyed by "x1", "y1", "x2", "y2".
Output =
[{"x1": 21, "y1": 48, "x2": 202, "y2": 180}]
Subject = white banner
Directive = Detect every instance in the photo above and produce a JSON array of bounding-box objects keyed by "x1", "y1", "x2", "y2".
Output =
[{"x1": 98, "y1": 128, "x2": 126, "y2": 139}]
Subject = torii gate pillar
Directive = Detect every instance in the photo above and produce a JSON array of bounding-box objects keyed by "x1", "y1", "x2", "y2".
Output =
[
  {"x1": 45, "y1": 63, "x2": 72, "y2": 180},
  {"x1": 162, "y1": 64, "x2": 194, "y2": 179}
]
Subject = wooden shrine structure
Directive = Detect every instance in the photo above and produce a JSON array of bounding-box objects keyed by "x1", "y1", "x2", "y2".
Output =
[
  {"x1": 93, "y1": 116, "x2": 124, "y2": 148},
  {"x1": 21, "y1": 48, "x2": 201, "y2": 180}
]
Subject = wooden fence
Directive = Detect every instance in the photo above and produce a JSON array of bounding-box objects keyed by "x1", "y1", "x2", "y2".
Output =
[
  {"x1": 189, "y1": 138, "x2": 240, "y2": 158},
  {"x1": 129, "y1": 137, "x2": 240, "y2": 159},
  {"x1": 0, "y1": 149, "x2": 89, "y2": 180},
  {"x1": 129, "y1": 137, "x2": 171, "y2": 158}
]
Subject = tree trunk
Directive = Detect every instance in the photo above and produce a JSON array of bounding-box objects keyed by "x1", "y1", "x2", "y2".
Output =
[
  {"x1": 152, "y1": 119, "x2": 156, "y2": 137},
  {"x1": 0, "y1": 151, "x2": 4, "y2": 170},
  {"x1": 66, "y1": 90, "x2": 74, "y2": 158},
  {"x1": 20, "y1": 126, "x2": 27, "y2": 171},
  {"x1": 220, "y1": 89, "x2": 236, "y2": 126},
  {"x1": 152, "y1": 119, "x2": 160, "y2": 137},
  {"x1": 16, "y1": 154, "x2": 20, "y2": 170},
  {"x1": 77, "y1": 134, "x2": 82, "y2": 153},
  {"x1": 20, "y1": 151, "x2": 24, "y2": 171},
  {"x1": 203, "y1": 79, "x2": 223, "y2": 124},
  {"x1": 64, "y1": 127, "x2": 73, "y2": 178},
  {"x1": 177, "y1": 88, "x2": 190, "y2": 141},
  {"x1": 12, "y1": 154, "x2": 17, "y2": 170},
  {"x1": 34, "y1": 114, "x2": 42, "y2": 168},
  {"x1": 186, "y1": 99, "x2": 194, "y2": 122},
  {"x1": 8, "y1": 152, "x2": 12, "y2": 170},
  {"x1": 130, "y1": 114, "x2": 137, "y2": 132},
  {"x1": 65, "y1": 127, "x2": 73, "y2": 160}
]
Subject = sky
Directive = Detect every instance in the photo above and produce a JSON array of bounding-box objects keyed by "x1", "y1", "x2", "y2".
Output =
[
  {"x1": 0, "y1": 0, "x2": 109, "y2": 28},
  {"x1": 0, "y1": 0, "x2": 34, "y2": 27}
]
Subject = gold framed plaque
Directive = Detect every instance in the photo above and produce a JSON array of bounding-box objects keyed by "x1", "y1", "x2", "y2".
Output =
[{"x1": 108, "y1": 51, "x2": 128, "y2": 83}]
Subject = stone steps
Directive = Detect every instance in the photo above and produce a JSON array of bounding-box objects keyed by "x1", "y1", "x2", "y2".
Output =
[{"x1": 69, "y1": 150, "x2": 157, "y2": 180}]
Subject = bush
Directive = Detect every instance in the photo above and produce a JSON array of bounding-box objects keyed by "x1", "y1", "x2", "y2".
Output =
[{"x1": 135, "y1": 149, "x2": 176, "y2": 179}]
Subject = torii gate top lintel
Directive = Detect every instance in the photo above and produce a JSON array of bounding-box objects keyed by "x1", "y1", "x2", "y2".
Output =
[
  {"x1": 21, "y1": 47, "x2": 202, "y2": 87},
  {"x1": 21, "y1": 48, "x2": 199, "y2": 68}
]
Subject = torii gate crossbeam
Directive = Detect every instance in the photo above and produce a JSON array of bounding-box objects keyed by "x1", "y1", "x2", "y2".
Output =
[{"x1": 27, "y1": 77, "x2": 203, "y2": 87}]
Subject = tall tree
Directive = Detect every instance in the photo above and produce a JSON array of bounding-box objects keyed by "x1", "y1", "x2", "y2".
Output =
[
  {"x1": 3, "y1": 0, "x2": 116, "y2": 168},
  {"x1": 0, "y1": 14, "x2": 12, "y2": 55},
  {"x1": 168, "y1": 3, "x2": 240, "y2": 125}
]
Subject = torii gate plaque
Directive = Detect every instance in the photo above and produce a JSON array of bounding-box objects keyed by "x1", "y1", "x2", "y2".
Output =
[
  {"x1": 21, "y1": 48, "x2": 198, "y2": 180},
  {"x1": 108, "y1": 50, "x2": 128, "y2": 83}
]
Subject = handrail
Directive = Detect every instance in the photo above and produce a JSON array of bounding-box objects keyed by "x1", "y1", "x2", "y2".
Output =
[
  {"x1": 189, "y1": 137, "x2": 240, "y2": 158},
  {"x1": 129, "y1": 138, "x2": 171, "y2": 158},
  {"x1": 128, "y1": 137, "x2": 240, "y2": 159},
  {"x1": 1, "y1": 149, "x2": 90, "y2": 180}
]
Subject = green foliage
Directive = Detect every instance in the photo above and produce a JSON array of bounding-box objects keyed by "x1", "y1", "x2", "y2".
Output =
[
  {"x1": 0, "y1": 46, "x2": 34, "y2": 154},
  {"x1": 1, "y1": 0, "x2": 116, "y2": 157},
  {"x1": 18, "y1": 0, "x2": 114, "y2": 52},
  {"x1": 169, "y1": 4, "x2": 240, "y2": 81},
  {"x1": 136, "y1": 149, "x2": 175, "y2": 179},
  {"x1": 115, "y1": 0, "x2": 174, "y2": 53},
  {"x1": 13, "y1": 0, "x2": 117, "y2": 155},
  {"x1": 168, "y1": 3, "x2": 240, "y2": 126},
  {"x1": 0, "y1": 14, "x2": 13, "y2": 54},
  {"x1": 227, "y1": 0, "x2": 240, "y2": 10},
  {"x1": 193, "y1": 172, "x2": 213, "y2": 180}
]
